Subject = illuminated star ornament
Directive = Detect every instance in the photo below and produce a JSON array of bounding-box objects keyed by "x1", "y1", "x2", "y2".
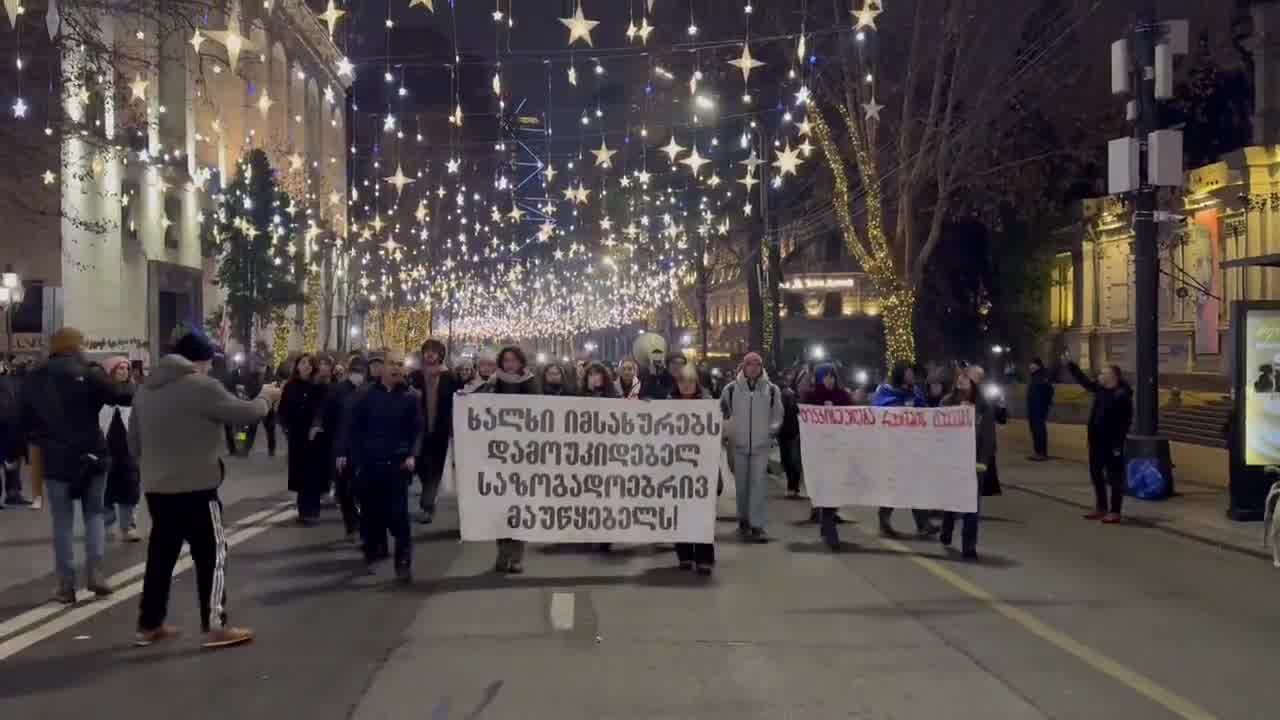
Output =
[
  {"x1": 508, "y1": 204, "x2": 525, "y2": 223},
  {"x1": 660, "y1": 136, "x2": 686, "y2": 162},
  {"x1": 256, "y1": 90, "x2": 274, "y2": 117},
  {"x1": 207, "y1": 26, "x2": 253, "y2": 72},
  {"x1": 853, "y1": 2, "x2": 881, "y2": 31},
  {"x1": 129, "y1": 74, "x2": 149, "y2": 102},
  {"x1": 728, "y1": 43, "x2": 765, "y2": 84},
  {"x1": 408, "y1": 0, "x2": 434, "y2": 11},
  {"x1": 636, "y1": 16, "x2": 654, "y2": 44},
  {"x1": 42, "y1": 170, "x2": 56, "y2": 185},
  {"x1": 288, "y1": 152, "x2": 304, "y2": 172},
  {"x1": 337, "y1": 56, "x2": 354, "y2": 78},
  {"x1": 190, "y1": 28, "x2": 206, "y2": 53},
  {"x1": 446, "y1": 157, "x2": 461, "y2": 174},
  {"x1": 863, "y1": 96, "x2": 884, "y2": 122},
  {"x1": 559, "y1": 3, "x2": 600, "y2": 48},
  {"x1": 543, "y1": 163, "x2": 558, "y2": 183},
  {"x1": 773, "y1": 142, "x2": 802, "y2": 176},
  {"x1": 591, "y1": 138, "x2": 617, "y2": 168},
  {"x1": 680, "y1": 146, "x2": 710, "y2": 176},
  {"x1": 537, "y1": 220, "x2": 556, "y2": 242},
  {"x1": 385, "y1": 164, "x2": 415, "y2": 196},
  {"x1": 318, "y1": 0, "x2": 345, "y2": 38}
]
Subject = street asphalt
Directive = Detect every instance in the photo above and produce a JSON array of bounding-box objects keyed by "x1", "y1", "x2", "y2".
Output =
[{"x1": 0, "y1": 449, "x2": 1277, "y2": 719}]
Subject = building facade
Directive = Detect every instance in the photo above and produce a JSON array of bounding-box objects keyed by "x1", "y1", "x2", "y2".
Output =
[{"x1": 0, "y1": 0, "x2": 349, "y2": 362}]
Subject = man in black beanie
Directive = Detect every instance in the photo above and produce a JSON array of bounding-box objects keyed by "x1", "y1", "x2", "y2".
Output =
[{"x1": 129, "y1": 332, "x2": 279, "y2": 649}]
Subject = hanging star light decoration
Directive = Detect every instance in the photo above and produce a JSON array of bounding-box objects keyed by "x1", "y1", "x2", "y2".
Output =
[
  {"x1": 680, "y1": 146, "x2": 710, "y2": 176},
  {"x1": 660, "y1": 136, "x2": 686, "y2": 162},
  {"x1": 739, "y1": 150, "x2": 764, "y2": 173},
  {"x1": 129, "y1": 74, "x2": 149, "y2": 102},
  {"x1": 852, "y1": 3, "x2": 881, "y2": 31},
  {"x1": 508, "y1": 204, "x2": 525, "y2": 223},
  {"x1": 559, "y1": 3, "x2": 600, "y2": 48},
  {"x1": 574, "y1": 184, "x2": 592, "y2": 205},
  {"x1": 207, "y1": 26, "x2": 253, "y2": 73},
  {"x1": 42, "y1": 170, "x2": 56, "y2": 185},
  {"x1": 600, "y1": 217, "x2": 614, "y2": 231},
  {"x1": 370, "y1": 213, "x2": 386, "y2": 234},
  {"x1": 408, "y1": 0, "x2": 434, "y2": 11},
  {"x1": 190, "y1": 28, "x2": 206, "y2": 53},
  {"x1": 798, "y1": 138, "x2": 815, "y2": 157},
  {"x1": 288, "y1": 152, "x2": 305, "y2": 172},
  {"x1": 707, "y1": 173, "x2": 723, "y2": 188},
  {"x1": 537, "y1": 220, "x2": 556, "y2": 242},
  {"x1": 446, "y1": 157, "x2": 460, "y2": 174},
  {"x1": 636, "y1": 16, "x2": 654, "y2": 44},
  {"x1": 256, "y1": 90, "x2": 274, "y2": 117},
  {"x1": 625, "y1": 20, "x2": 637, "y2": 41},
  {"x1": 728, "y1": 43, "x2": 765, "y2": 84},
  {"x1": 562, "y1": 186, "x2": 578, "y2": 203},
  {"x1": 591, "y1": 138, "x2": 617, "y2": 168},
  {"x1": 772, "y1": 142, "x2": 802, "y2": 176},
  {"x1": 796, "y1": 117, "x2": 813, "y2": 136},
  {"x1": 636, "y1": 169, "x2": 652, "y2": 186},
  {"x1": 567, "y1": 65, "x2": 578, "y2": 87},
  {"x1": 738, "y1": 171, "x2": 759, "y2": 192},
  {"x1": 863, "y1": 96, "x2": 884, "y2": 122},
  {"x1": 318, "y1": 0, "x2": 344, "y2": 38},
  {"x1": 414, "y1": 201, "x2": 429, "y2": 224},
  {"x1": 337, "y1": 56, "x2": 354, "y2": 77},
  {"x1": 619, "y1": 176, "x2": 632, "y2": 188},
  {"x1": 543, "y1": 163, "x2": 558, "y2": 183},
  {"x1": 385, "y1": 164, "x2": 415, "y2": 196}
]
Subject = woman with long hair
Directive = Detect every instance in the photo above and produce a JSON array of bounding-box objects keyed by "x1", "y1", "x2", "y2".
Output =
[
  {"x1": 279, "y1": 354, "x2": 326, "y2": 524},
  {"x1": 582, "y1": 363, "x2": 620, "y2": 398},
  {"x1": 938, "y1": 369, "x2": 996, "y2": 560},
  {"x1": 802, "y1": 364, "x2": 853, "y2": 550},
  {"x1": 669, "y1": 366, "x2": 716, "y2": 575},
  {"x1": 101, "y1": 357, "x2": 141, "y2": 542},
  {"x1": 489, "y1": 347, "x2": 536, "y2": 573}
]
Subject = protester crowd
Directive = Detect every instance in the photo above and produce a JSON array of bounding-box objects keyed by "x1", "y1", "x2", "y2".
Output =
[{"x1": 0, "y1": 325, "x2": 1136, "y2": 651}]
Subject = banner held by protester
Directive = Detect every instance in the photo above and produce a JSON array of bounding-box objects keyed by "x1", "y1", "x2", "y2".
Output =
[
  {"x1": 453, "y1": 394, "x2": 722, "y2": 542},
  {"x1": 798, "y1": 405, "x2": 978, "y2": 513}
]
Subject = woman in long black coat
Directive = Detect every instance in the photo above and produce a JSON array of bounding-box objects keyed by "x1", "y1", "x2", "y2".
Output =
[
  {"x1": 102, "y1": 357, "x2": 141, "y2": 541},
  {"x1": 279, "y1": 354, "x2": 326, "y2": 524}
]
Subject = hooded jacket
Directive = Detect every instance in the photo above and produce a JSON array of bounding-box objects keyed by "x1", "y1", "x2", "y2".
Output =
[
  {"x1": 720, "y1": 368, "x2": 784, "y2": 452},
  {"x1": 21, "y1": 353, "x2": 133, "y2": 480},
  {"x1": 128, "y1": 355, "x2": 268, "y2": 494}
]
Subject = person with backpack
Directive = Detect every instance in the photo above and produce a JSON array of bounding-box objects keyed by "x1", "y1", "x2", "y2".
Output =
[{"x1": 720, "y1": 352, "x2": 784, "y2": 543}]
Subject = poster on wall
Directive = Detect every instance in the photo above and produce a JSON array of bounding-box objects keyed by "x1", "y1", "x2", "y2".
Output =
[
  {"x1": 1192, "y1": 209, "x2": 1221, "y2": 355},
  {"x1": 1243, "y1": 308, "x2": 1280, "y2": 465}
]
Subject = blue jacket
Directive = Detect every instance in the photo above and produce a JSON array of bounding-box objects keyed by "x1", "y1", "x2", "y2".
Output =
[
  {"x1": 344, "y1": 383, "x2": 423, "y2": 469},
  {"x1": 871, "y1": 383, "x2": 924, "y2": 407}
]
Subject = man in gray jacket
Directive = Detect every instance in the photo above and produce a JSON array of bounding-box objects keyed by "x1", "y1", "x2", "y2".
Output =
[
  {"x1": 721, "y1": 351, "x2": 784, "y2": 542},
  {"x1": 129, "y1": 333, "x2": 276, "y2": 649}
]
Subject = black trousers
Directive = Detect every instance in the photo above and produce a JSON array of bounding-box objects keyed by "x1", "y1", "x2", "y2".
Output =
[
  {"x1": 223, "y1": 425, "x2": 236, "y2": 455},
  {"x1": 819, "y1": 507, "x2": 841, "y2": 544},
  {"x1": 779, "y1": 435, "x2": 803, "y2": 493},
  {"x1": 941, "y1": 510, "x2": 980, "y2": 553},
  {"x1": 1089, "y1": 443, "x2": 1126, "y2": 513},
  {"x1": 359, "y1": 463, "x2": 411, "y2": 566},
  {"x1": 335, "y1": 463, "x2": 361, "y2": 535},
  {"x1": 1029, "y1": 414, "x2": 1048, "y2": 457},
  {"x1": 675, "y1": 542, "x2": 715, "y2": 566},
  {"x1": 417, "y1": 443, "x2": 449, "y2": 513},
  {"x1": 246, "y1": 411, "x2": 277, "y2": 455},
  {"x1": 138, "y1": 489, "x2": 228, "y2": 633}
]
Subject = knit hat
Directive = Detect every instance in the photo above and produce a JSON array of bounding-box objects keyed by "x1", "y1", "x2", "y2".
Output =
[
  {"x1": 742, "y1": 351, "x2": 764, "y2": 366},
  {"x1": 49, "y1": 327, "x2": 84, "y2": 356},
  {"x1": 174, "y1": 332, "x2": 216, "y2": 363},
  {"x1": 103, "y1": 355, "x2": 130, "y2": 375}
]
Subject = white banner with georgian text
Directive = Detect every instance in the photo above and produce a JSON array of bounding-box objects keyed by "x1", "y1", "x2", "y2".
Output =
[
  {"x1": 798, "y1": 405, "x2": 978, "y2": 513},
  {"x1": 454, "y1": 394, "x2": 722, "y2": 542}
]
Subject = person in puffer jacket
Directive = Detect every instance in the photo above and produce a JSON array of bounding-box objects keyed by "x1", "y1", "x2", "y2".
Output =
[{"x1": 720, "y1": 351, "x2": 784, "y2": 543}]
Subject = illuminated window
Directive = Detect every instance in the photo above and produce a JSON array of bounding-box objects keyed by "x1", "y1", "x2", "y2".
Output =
[{"x1": 1050, "y1": 253, "x2": 1074, "y2": 328}]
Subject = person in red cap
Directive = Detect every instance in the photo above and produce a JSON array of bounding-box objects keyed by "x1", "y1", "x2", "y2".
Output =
[{"x1": 720, "y1": 351, "x2": 783, "y2": 543}]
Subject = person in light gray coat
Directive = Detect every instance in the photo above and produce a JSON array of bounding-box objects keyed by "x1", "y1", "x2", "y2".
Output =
[
  {"x1": 128, "y1": 333, "x2": 277, "y2": 650},
  {"x1": 720, "y1": 351, "x2": 784, "y2": 543}
]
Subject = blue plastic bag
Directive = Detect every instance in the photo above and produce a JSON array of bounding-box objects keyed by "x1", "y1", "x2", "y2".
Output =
[{"x1": 1127, "y1": 457, "x2": 1169, "y2": 500}]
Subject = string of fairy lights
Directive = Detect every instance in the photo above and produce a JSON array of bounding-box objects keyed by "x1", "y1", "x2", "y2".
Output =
[{"x1": 3, "y1": 0, "x2": 892, "y2": 345}]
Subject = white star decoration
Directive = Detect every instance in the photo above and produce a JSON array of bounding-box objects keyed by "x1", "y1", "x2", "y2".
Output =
[
  {"x1": 739, "y1": 150, "x2": 764, "y2": 172},
  {"x1": 543, "y1": 164, "x2": 558, "y2": 183},
  {"x1": 728, "y1": 44, "x2": 765, "y2": 84},
  {"x1": 853, "y1": 3, "x2": 881, "y2": 31},
  {"x1": 591, "y1": 138, "x2": 617, "y2": 168},
  {"x1": 42, "y1": 170, "x2": 55, "y2": 185},
  {"x1": 863, "y1": 96, "x2": 884, "y2": 122},
  {"x1": 385, "y1": 164, "x2": 415, "y2": 195},
  {"x1": 318, "y1": 0, "x2": 344, "y2": 38},
  {"x1": 559, "y1": 3, "x2": 600, "y2": 47},
  {"x1": 773, "y1": 143, "x2": 802, "y2": 176},
  {"x1": 129, "y1": 74, "x2": 149, "y2": 102},
  {"x1": 660, "y1": 136, "x2": 686, "y2": 162},
  {"x1": 446, "y1": 158, "x2": 460, "y2": 174},
  {"x1": 680, "y1": 146, "x2": 710, "y2": 176}
]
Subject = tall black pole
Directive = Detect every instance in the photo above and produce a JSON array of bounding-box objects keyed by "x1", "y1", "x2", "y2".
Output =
[
  {"x1": 1128, "y1": 0, "x2": 1174, "y2": 494},
  {"x1": 1133, "y1": 1, "x2": 1159, "y2": 438}
]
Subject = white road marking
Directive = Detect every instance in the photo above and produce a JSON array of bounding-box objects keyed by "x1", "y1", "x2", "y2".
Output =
[
  {"x1": 0, "y1": 503, "x2": 295, "y2": 661},
  {"x1": 549, "y1": 592, "x2": 575, "y2": 631}
]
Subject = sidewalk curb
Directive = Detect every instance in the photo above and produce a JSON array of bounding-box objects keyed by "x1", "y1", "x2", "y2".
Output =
[{"x1": 1006, "y1": 483, "x2": 1271, "y2": 563}]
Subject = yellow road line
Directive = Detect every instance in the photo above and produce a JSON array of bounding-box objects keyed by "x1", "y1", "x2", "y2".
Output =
[{"x1": 873, "y1": 535, "x2": 1217, "y2": 720}]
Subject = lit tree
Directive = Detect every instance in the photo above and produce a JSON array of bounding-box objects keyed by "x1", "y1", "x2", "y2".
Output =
[
  {"x1": 203, "y1": 149, "x2": 303, "y2": 349},
  {"x1": 809, "y1": 0, "x2": 1092, "y2": 364}
]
